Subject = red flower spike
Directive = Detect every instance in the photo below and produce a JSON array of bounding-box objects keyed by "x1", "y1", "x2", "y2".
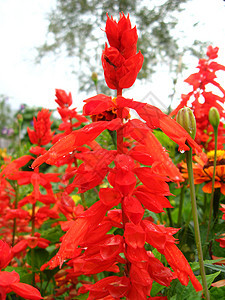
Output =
[
  {"x1": 27, "y1": 108, "x2": 53, "y2": 146},
  {"x1": 55, "y1": 89, "x2": 73, "y2": 108},
  {"x1": 105, "y1": 13, "x2": 138, "y2": 59},
  {"x1": 102, "y1": 44, "x2": 144, "y2": 90},
  {"x1": 206, "y1": 45, "x2": 219, "y2": 59},
  {"x1": 171, "y1": 45, "x2": 225, "y2": 151}
]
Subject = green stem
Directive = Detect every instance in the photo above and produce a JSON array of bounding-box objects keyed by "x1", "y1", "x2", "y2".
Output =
[
  {"x1": 180, "y1": 209, "x2": 192, "y2": 246},
  {"x1": 213, "y1": 188, "x2": 220, "y2": 223},
  {"x1": 203, "y1": 193, "x2": 208, "y2": 223},
  {"x1": 185, "y1": 149, "x2": 210, "y2": 300},
  {"x1": 12, "y1": 183, "x2": 19, "y2": 247},
  {"x1": 31, "y1": 203, "x2": 36, "y2": 286},
  {"x1": 166, "y1": 207, "x2": 173, "y2": 227},
  {"x1": 206, "y1": 129, "x2": 218, "y2": 244},
  {"x1": 81, "y1": 193, "x2": 87, "y2": 209},
  {"x1": 177, "y1": 185, "x2": 185, "y2": 227}
]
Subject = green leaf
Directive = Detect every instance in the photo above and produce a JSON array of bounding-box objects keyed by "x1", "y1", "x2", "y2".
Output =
[
  {"x1": 150, "y1": 281, "x2": 165, "y2": 297},
  {"x1": 40, "y1": 225, "x2": 64, "y2": 243},
  {"x1": 204, "y1": 263, "x2": 225, "y2": 274},
  {"x1": 210, "y1": 286, "x2": 225, "y2": 299},
  {"x1": 167, "y1": 272, "x2": 221, "y2": 300},
  {"x1": 27, "y1": 248, "x2": 49, "y2": 270},
  {"x1": 4, "y1": 266, "x2": 33, "y2": 284},
  {"x1": 74, "y1": 293, "x2": 89, "y2": 300},
  {"x1": 190, "y1": 259, "x2": 225, "y2": 272},
  {"x1": 202, "y1": 271, "x2": 221, "y2": 288}
]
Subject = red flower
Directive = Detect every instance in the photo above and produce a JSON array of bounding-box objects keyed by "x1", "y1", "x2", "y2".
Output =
[
  {"x1": 0, "y1": 271, "x2": 43, "y2": 300},
  {"x1": 0, "y1": 240, "x2": 13, "y2": 269},
  {"x1": 102, "y1": 13, "x2": 143, "y2": 90},
  {"x1": 55, "y1": 89, "x2": 72, "y2": 108},
  {"x1": 102, "y1": 43, "x2": 143, "y2": 90},
  {"x1": 31, "y1": 13, "x2": 203, "y2": 297},
  {"x1": 27, "y1": 108, "x2": 53, "y2": 146},
  {"x1": 171, "y1": 45, "x2": 225, "y2": 151},
  {"x1": 0, "y1": 241, "x2": 43, "y2": 300},
  {"x1": 105, "y1": 13, "x2": 138, "y2": 59}
]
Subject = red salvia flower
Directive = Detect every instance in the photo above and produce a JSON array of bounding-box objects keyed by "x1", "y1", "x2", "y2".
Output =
[
  {"x1": 32, "y1": 12, "x2": 203, "y2": 298},
  {"x1": 0, "y1": 240, "x2": 43, "y2": 300},
  {"x1": 102, "y1": 13, "x2": 144, "y2": 90},
  {"x1": 27, "y1": 108, "x2": 53, "y2": 146},
  {"x1": 55, "y1": 89, "x2": 73, "y2": 108},
  {"x1": 171, "y1": 45, "x2": 225, "y2": 151}
]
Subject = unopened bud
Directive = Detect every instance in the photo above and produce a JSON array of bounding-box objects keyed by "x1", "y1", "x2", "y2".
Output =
[
  {"x1": 91, "y1": 72, "x2": 98, "y2": 85},
  {"x1": 209, "y1": 107, "x2": 220, "y2": 129},
  {"x1": 17, "y1": 114, "x2": 23, "y2": 123},
  {"x1": 176, "y1": 107, "x2": 196, "y2": 139}
]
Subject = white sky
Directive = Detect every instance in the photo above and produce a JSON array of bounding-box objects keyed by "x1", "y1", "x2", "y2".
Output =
[{"x1": 0, "y1": 0, "x2": 225, "y2": 113}]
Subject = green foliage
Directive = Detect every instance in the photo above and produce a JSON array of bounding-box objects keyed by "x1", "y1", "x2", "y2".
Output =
[
  {"x1": 0, "y1": 94, "x2": 13, "y2": 137},
  {"x1": 210, "y1": 287, "x2": 225, "y2": 299},
  {"x1": 40, "y1": 225, "x2": 64, "y2": 244},
  {"x1": 27, "y1": 248, "x2": 49, "y2": 270},
  {"x1": 168, "y1": 271, "x2": 220, "y2": 300}
]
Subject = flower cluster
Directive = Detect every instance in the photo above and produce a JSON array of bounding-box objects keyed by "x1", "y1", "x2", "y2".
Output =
[
  {"x1": 32, "y1": 13, "x2": 203, "y2": 299},
  {"x1": 171, "y1": 45, "x2": 225, "y2": 151},
  {"x1": 0, "y1": 240, "x2": 42, "y2": 300},
  {"x1": 102, "y1": 13, "x2": 144, "y2": 91}
]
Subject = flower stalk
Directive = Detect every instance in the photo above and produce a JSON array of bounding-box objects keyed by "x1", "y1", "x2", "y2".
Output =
[
  {"x1": 177, "y1": 185, "x2": 185, "y2": 227},
  {"x1": 206, "y1": 107, "x2": 220, "y2": 244},
  {"x1": 185, "y1": 148, "x2": 209, "y2": 299},
  {"x1": 177, "y1": 107, "x2": 209, "y2": 299}
]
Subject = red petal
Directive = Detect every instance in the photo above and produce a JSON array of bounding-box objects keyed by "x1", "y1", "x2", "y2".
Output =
[{"x1": 10, "y1": 282, "x2": 43, "y2": 299}]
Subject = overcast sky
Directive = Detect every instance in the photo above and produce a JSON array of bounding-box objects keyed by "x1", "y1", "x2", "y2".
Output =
[{"x1": 1, "y1": 0, "x2": 225, "y2": 113}]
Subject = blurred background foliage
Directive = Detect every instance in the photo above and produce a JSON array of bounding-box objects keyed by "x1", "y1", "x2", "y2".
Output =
[{"x1": 36, "y1": 0, "x2": 209, "y2": 95}]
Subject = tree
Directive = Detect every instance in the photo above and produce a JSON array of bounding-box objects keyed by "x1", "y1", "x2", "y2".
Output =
[{"x1": 36, "y1": 0, "x2": 208, "y2": 94}]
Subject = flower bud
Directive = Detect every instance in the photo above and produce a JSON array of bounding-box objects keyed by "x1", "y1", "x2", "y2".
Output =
[
  {"x1": 91, "y1": 72, "x2": 98, "y2": 85},
  {"x1": 17, "y1": 113, "x2": 23, "y2": 124},
  {"x1": 209, "y1": 107, "x2": 220, "y2": 129},
  {"x1": 176, "y1": 107, "x2": 196, "y2": 139}
]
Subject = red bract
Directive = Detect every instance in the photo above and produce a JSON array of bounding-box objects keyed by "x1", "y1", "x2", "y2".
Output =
[
  {"x1": 105, "y1": 13, "x2": 138, "y2": 59},
  {"x1": 102, "y1": 13, "x2": 143, "y2": 90},
  {"x1": 55, "y1": 89, "x2": 73, "y2": 108},
  {"x1": 27, "y1": 108, "x2": 53, "y2": 146},
  {"x1": 102, "y1": 44, "x2": 144, "y2": 89}
]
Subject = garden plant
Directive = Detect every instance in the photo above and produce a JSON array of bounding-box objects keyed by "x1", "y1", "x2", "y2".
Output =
[{"x1": 0, "y1": 13, "x2": 225, "y2": 300}]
